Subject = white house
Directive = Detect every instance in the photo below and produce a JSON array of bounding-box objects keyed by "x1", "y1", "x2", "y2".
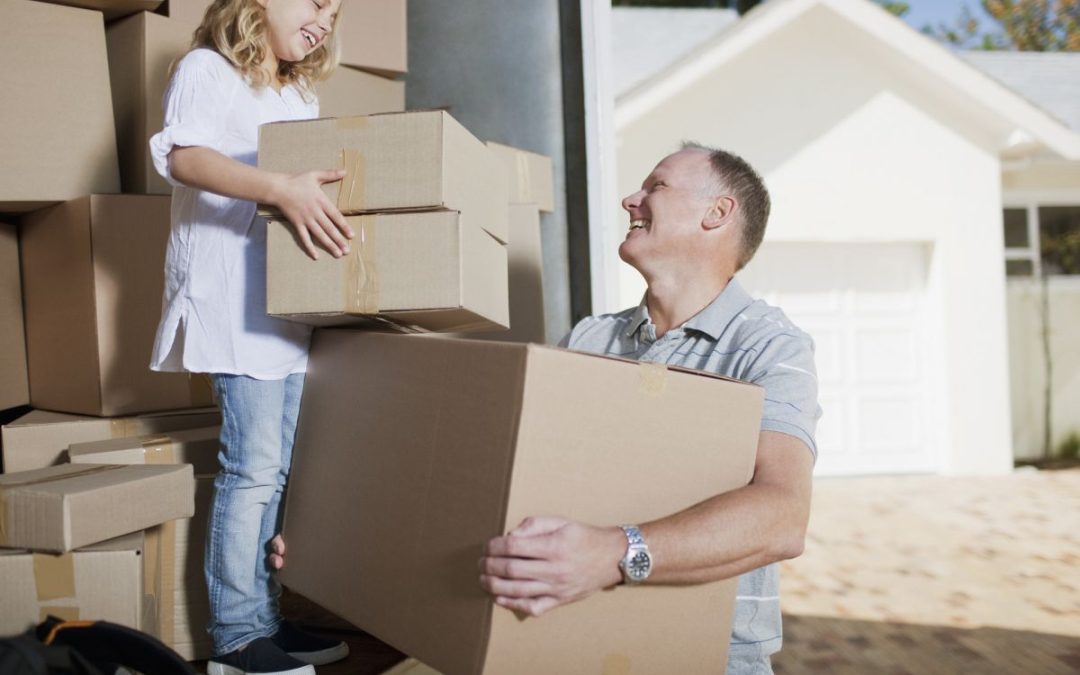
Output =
[{"x1": 611, "y1": 0, "x2": 1080, "y2": 476}]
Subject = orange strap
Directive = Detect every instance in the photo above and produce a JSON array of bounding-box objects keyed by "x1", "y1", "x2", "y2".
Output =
[{"x1": 42, "y1": 619, "x2": 96, "y2": 646}]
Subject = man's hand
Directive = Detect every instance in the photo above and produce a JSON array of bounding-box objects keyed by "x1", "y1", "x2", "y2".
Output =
[
  {"x1": 479, "y1": 517, "x2": 626, "y2": 617},
  {"x1": 268, "y1": 534, "x2": 286, "y2": 571},
  {"x1": 271, "y1": 169, "x2": 355, "y2": 260}
]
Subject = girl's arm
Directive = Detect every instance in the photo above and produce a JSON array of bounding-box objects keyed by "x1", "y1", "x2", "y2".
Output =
[{"x1": 169, "y1": 145, "x2": 354, "y2": 260}]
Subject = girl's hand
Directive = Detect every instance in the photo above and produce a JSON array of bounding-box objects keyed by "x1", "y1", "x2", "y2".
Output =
[{"x1": 272, "y1": 169, "x2": 355, "y2": 260}]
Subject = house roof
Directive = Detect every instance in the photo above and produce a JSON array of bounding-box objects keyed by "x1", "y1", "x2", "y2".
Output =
[
  {"x1": 613, "y1": 0, "x2": 1080, "y2": 160},
  {"x1": 612, "y1": 7, "x2": 739, "y2": 98},
  {"x1": 961, "y1": 51, "x2": 1080, "y2": 132}
]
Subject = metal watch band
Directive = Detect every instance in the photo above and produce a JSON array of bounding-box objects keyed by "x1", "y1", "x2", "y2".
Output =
[{"x1": 621, "y1": 524, "x2": 645, "y2": 545}]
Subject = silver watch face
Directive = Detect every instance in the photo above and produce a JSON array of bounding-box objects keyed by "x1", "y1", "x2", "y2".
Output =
[{"x1": 627, "y1": 550, "x2": 652, "y2": 580}]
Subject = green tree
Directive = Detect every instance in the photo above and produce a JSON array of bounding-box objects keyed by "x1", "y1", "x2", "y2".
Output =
[{"x1": 926, "y1": 0, "x2": 1080, "y2": 50}]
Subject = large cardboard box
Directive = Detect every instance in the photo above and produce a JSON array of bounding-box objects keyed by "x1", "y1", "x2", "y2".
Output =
[
  {"x1": 281, "y1": 331, "x2": 763, "y2": 675},
  {"x1": 316, "y1": 67, "x2": 405, "y2": 119},
  {"x1": 337, "y1": 0, "x2": 407, "y2": 77},
  {"x1": 258, "y1": 111, "x2": 509, "y2": 244},
  {"x1": 39, "y1": 1, "x2": 163, "y2": 21},
  {"x1": 0, "y1": 463, "x2": 194, "y2": 552},
  {"x1": 106, "y1": 10, "x2": 192, "y2": 194},
  {"x1": 0, "y1": 1, "x2": 120, "y2": 212},
  {"x1": 20, "y1": 196, "x2": 215, "y2": 417},
  {"x1": 0, "y1": 224, "x2": 28, "y2": 410},
  {"x1": 486, "y1": 142, "x2": 555, "y2": 213},
  {"x1": 68, "y1": 427, "x2": 218, "y2": 657},
  {"x1": 0, "y1": 535, "x2": 143, "y2": 635},
  {"x1": 1, "y1": 408, "x2": 220, "y2": 474},
  {"x1": 267, "y1": 212, "x2": 508, "y2": 331}
]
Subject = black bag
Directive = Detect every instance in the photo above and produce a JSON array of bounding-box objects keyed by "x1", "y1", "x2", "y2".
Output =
[{"x1": 0, "y1": 616, "x2": 195, "y2": 675}]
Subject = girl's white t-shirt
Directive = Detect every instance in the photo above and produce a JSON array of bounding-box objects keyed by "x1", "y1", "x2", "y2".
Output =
[{"x1": 149, "y1": 48, "x2": 318, "y2": 380}]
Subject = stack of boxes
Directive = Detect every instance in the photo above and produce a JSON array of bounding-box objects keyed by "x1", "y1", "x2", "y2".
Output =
[
  {"x1": 1, "y1": 1, "x2": 763, "y2": 673},
  {"x1": 0, "y1": 0, "x2": 419, "y2": 662}
]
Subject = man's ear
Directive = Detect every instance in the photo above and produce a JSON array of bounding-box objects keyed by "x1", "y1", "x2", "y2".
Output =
[{"x1": 703, "y1": 196, "x2": 737, "y2": 231}]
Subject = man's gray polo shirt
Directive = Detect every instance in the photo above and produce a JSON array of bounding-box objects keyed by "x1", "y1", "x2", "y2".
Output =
[{"x1": 562, "y1": 277, "x2": 821, "y2": 668}]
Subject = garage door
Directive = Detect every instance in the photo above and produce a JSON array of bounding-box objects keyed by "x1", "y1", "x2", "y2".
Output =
[{"x1": 738, "y1": 242, "x2": 939, "y2": 476}]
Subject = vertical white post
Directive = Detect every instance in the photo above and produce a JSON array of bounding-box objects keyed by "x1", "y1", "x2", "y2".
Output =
[{"x1": 580, "y1": 0, "x2": 621, "y2": 315}]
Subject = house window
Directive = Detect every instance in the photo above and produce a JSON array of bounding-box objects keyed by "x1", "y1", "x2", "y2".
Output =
[{"x1": 1003, "y1": 206, "x2": 1080, "y2": 277}]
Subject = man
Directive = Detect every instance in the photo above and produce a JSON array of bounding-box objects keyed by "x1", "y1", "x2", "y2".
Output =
[{"x1": 478, "y1": 144, "x2": 821, "y2": 673}]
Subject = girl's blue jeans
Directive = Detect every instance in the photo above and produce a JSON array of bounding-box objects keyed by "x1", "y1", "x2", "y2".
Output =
[{"x1": 205, "y1": 373, "x2": 304, "y2": 655}]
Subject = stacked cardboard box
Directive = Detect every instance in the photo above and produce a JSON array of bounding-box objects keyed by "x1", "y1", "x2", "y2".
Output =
[
  {"x1": 258, "y1": 111, "x2": 511, "y2": 332},
  {"x1": 0, "y1": 464, "x2": 194, "y2": 636},
  {"x1": 68, "y1": 426, "x2": 219, "y2": 660}
]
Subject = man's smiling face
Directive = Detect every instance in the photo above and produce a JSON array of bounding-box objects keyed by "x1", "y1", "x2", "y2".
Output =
[{"x1": 618, "y1": 148, "x2": 721, "y2": 274}]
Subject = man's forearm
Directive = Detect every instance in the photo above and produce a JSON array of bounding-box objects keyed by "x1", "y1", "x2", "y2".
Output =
[{"x1": 639, "y1": 432, "x2": 813, "y2": 584}]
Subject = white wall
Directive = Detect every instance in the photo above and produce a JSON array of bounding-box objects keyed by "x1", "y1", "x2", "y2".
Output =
[{"x1": 614, "y1": 6, "x2": 1014, "y2": 474}]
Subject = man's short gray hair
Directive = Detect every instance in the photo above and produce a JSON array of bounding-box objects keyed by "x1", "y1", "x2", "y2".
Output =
[{"x1": 681, "y1": 142, "x2": 770, "y2": 270}]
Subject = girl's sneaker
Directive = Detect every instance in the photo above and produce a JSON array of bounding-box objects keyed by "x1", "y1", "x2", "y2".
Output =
[
  {"x1": 271, "y1": 620, "x2": 350, "y2": 665},
  {"x1": 206, "y1": 637, "x2": 315, "y2": 675}
]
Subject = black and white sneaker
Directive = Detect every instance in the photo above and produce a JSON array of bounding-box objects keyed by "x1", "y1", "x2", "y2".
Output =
[
  {"x1": 271, "y1": 620, "x2": 350, "y2": 666},
  {"x1": 206, "y1": 637, "x2": 315, "y2": 675}
]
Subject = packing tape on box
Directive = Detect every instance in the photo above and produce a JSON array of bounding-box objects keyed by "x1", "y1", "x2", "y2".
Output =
[
  {"x1": 638, "y1": 362, "x2": 668, "y2": 396},
  {"x1": 0, "y1": 464, "x2": 122, "y2": 490},
  {"x1": 344, "y1": 217, "x2": 379, "y2": 315},
  {"x1": 0, "y1": 465, "x2": 124, "y2": 545},
  {"x1": 141, "y1": 438, "x2": 177, "y2": 643},
  {"x1": 338, "y1": 149, "x2": 367, "y2": 211},
  {"x1": 141, "y1": 436, "x2": 178, "y2": 463},
  {"x1": 110, "y1": 418, "x2": 138, "y2": 439},
  {"x1": 335, "y1": 116, "x2": 370, "y2": 131},
  {"x1": 515, "y1": 152, "x2": 532, "y2": 202},
  {"x1": 32, "y1": 552, "x2": 76, "y2": 601}
]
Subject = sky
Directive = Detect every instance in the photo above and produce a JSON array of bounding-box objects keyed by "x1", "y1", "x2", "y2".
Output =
[{"x1": 901, "y1": 0, "x2": 993, "y2": 33}]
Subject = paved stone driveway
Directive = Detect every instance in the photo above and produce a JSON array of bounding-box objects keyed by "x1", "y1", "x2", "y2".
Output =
[
  {"x1": 255, "y1": 469, "x2": 1080, "y2": 674},
  {"x1": 774, "y1": 468, "x2": 1080, "y2": 674}
]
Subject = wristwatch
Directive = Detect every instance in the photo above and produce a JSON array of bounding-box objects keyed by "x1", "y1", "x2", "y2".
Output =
[{"x1": 618, "y1": 524, "x2": 653, "y2": 584}]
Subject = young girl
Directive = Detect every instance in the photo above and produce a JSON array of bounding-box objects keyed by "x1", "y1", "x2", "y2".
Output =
[{"x1": 149, "y1": 1, "x2": 351, "y2": 673}]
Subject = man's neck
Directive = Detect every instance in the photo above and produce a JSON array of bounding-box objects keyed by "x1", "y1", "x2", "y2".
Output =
[{"x1": 645, "y1": 273, "x2": 732, "y2": 338}]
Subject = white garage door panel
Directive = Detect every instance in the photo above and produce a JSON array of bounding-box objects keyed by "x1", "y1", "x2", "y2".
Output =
[{"x1": 739, "y1": 242, "x2": 938, "y2": 476}]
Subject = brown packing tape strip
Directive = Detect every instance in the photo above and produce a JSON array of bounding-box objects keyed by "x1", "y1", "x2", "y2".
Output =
[
  {"x1": 142, "y1": 441, "x2": 177, "y2": 643},
  {"x1": 335, "y1": 116, "x2": 370, "y2": 130},
  {"x1": 141, "y1": 437, "x2": 177, "y2": 464},
  {"x1": 33, "y1": 552, "x2": 76, "y2": 602},
  {"x1": 515, "y1": 152, "x2": 532, "y2": 202},
  {"x1": 111, "y1": 418, "x2": 137, "y2": 439},
  {"x1": 0, "y1": 464, "x2": 123, "y2": 490},
  {"x1": 344, "y1": 217, "x2": 379, "y2": 315},
  {"x1": 338, "y1": 149, "x2": 367, "y2": 212},
  {"x1": 638, "y1": 362, "x2": 668, "y2": 396}
]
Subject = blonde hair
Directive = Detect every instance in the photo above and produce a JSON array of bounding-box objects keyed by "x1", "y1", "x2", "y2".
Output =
[{"x1": 188, "y1": 0, "x2": 340, "y2": 97}]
